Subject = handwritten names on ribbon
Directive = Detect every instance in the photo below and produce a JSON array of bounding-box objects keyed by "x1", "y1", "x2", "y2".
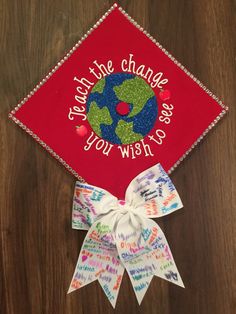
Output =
[{"x1": 69, "y1": 164, "x2": 184, "y2": 307}]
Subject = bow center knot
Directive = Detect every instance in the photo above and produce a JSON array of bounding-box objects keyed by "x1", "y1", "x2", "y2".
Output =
[{"x1": 118, "y1": 200, "x2": 134, "y2": 215}]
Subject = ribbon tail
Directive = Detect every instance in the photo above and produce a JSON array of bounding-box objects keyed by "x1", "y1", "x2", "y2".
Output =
[
  {"x1": 149, "y1": 221, "x2": 185, "y2": 288},
  {"x1": 115, "y1": 214, "x2": 156, "y2": 304},
  {"x1": 153, "y1": 244, "x2": 185, "y2": 288},
  {"x1": 155, "y1": 263, "x2": 184, "y2": 288},
  {"x1": 68, "y1": 217, "x2": 126, "y2": 308},
  {"x1": 126, "y1": 259, "x2": 154, "y2": 305},
  {"x1": 96, "y1": 215, "x2": 126, "y2": 308},
  {"x1": 67, "y1": 229, "x2": 98, "y2": 293},
  {"x1": 98, "y1": 258, "x2": 125, "y2": 308}
]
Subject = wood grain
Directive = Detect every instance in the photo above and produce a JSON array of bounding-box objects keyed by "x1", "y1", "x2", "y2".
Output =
[{"x1": 0, "y1": 0, "x2": 235, "y2": 313}]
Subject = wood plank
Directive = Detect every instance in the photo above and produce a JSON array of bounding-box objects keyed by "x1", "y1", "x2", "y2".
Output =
[{"x1": 0, "y1": 0, "x2": 235, "y2": 313}]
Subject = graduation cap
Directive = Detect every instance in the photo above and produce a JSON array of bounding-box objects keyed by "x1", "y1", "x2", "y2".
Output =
[{"x1": 9, "y1": 3, "x2": 227, "y2": 199}]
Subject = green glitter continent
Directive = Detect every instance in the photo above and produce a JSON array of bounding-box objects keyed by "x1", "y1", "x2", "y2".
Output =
[
  {"x1": 91, "y1": 78, "x2": 105, "y2": 93},
  {"x1": 87, "y1": 101, "x2": 112, "y2": 136},
  {"x1": 115, "y1": 120, "x2": 143, "y2": 144},
  {"x1": 113, "y1": 76, "x2": 154, "y2": 118}
]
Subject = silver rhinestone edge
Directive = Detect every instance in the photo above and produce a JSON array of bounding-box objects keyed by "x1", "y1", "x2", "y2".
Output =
[
  {"x1": 10, "y1": 116, "x2": 85, "y2": 182},
  {"x1": 8, "y1": 3, "x2": 118, "y2": 116},
  {"x1": 118, "y1": 5, "x2": 228, "y2": 174},
  {"x1": 118, "y1": 6, "x2": 228, "y2": 111}
]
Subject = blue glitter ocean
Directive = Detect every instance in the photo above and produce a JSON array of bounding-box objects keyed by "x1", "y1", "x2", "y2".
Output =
[{"x1": 86, "y1": 72, "x2": 158, "y2": 145}]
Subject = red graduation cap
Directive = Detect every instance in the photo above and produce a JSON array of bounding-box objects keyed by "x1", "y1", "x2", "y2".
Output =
[{"x1": 9, "y1": 3, "x2": 227, "y2": 199}]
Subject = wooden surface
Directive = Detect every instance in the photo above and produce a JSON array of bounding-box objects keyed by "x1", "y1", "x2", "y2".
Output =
[{"x1": 0, "y1": 0, "x2": 235, "y2": 313}]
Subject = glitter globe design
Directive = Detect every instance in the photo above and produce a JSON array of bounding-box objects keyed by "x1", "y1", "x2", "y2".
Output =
[{"x1": 86, "y1": 73, "x2": 158, "y2": 144}]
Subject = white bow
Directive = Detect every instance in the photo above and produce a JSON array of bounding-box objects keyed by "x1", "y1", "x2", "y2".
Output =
[{"x1": 68, "y1": 163, "x2": 184, "y2": 307}]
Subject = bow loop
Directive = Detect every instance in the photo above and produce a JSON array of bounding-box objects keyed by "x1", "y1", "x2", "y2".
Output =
[
  {"x1": 72, "y1": 183, "x2": 118, "y2": 230},
  {"x1": 125, "y1": 163, "x2": 183, "y2": 218}
]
